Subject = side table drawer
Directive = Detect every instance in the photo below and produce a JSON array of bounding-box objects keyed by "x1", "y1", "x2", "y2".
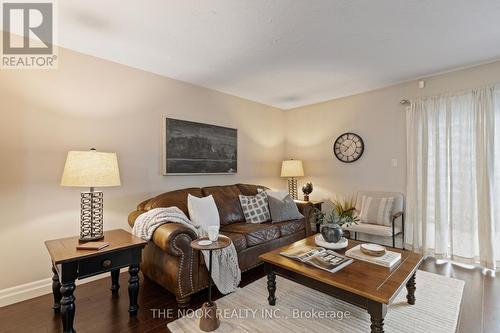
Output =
[{"x1": 78, "y1": 250, "x2": 132, "y2": 278}]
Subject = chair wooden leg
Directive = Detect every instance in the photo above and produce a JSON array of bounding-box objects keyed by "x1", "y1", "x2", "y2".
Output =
[{"x1": 354, "y1": 232, "x2": 357, "y2": 240}]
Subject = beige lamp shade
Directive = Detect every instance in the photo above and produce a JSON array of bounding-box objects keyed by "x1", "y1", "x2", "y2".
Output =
[
  {"x1": 61, "y1": 150, "x2": 121, "y2": 187},
  {"x1": 280, "y1": 159, "x2": 304, "y2": 178}
]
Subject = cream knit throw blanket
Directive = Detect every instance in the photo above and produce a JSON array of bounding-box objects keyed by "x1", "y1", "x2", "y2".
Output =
[{"x1": 132, "y1": 207, "x2": 241, "y2": 294}]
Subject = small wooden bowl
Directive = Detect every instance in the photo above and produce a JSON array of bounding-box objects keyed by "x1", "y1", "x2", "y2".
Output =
[{"x1": 360, "y1": 243, "x2": 386, "y2": 257}]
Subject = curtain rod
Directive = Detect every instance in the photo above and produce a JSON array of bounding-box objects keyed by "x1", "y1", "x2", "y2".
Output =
[{"x1": 400, "y1": 83, "x2": 500, "y2": 106}]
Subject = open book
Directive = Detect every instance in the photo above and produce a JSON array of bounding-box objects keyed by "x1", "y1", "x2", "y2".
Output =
[{"x1": 280, "y1": 246, "x2": 353, "y2": 273}]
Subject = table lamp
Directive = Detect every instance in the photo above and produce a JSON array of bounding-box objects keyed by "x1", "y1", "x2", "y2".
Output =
[
  {"x1": 61, "y1": 149, "x2": 121, "y2": 241},
  {"x1": 280, "y1": 159, "x2": 304, "y2": 200}
]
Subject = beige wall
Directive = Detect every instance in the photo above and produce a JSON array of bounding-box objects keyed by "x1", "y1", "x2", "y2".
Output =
[
  {"x1": 285, "y1": 61, "x2": 500, "y2": 202},
  {"x1": 0, "y1": 47, "x2": 286, "y2": 290},
  {"x1": 2, "y1": 44, "x2": 500, "y2": 296}
]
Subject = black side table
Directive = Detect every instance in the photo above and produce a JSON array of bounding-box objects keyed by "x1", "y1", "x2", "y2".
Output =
[
  {"x1": 45, "y1": 229, "x2": 147, "y2": 333},
  {"x1": 295, "y1": 200, "x2": 324, "y2": 233},
  {"x1": 191, "y1": 235, "x2": 232, "y2": 332}
]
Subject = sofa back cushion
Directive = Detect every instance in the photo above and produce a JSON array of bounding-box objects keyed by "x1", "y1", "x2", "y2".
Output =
[
  {"x1": 202, "y1": 185, "x2": 245, "y2": 225},
  {"x1": 236, "y1": 183, "x2": 269, "y2": 196},
  {"x1": 144, "y1": 187, "x2": 203, "y2": 216}
]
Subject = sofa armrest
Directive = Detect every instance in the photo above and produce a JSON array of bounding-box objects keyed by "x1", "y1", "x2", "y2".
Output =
[
  {"x1": 128, "y1": 198, "x2": 151, "y2": 227},
  {"x1": 151, "y1": 224, "x2": 198, "y2": 257},
  {"x1": 295, "y1": 201, "x2": 314, "y2": 235},
  {"x1": 128, "y1": 208, "x2": 198, "y2": 257},
  {"x1": 128, "y1": 210, "x2": 146, "y2": 228}
]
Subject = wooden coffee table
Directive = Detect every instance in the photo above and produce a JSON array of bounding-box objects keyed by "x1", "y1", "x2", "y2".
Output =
[{"x1": 259, "y1": 235, "x2": 423, "y2": 333}]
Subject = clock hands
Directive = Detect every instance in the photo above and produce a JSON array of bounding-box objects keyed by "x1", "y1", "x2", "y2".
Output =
[
  {"x1": 342, "y1": 141, "x2": 355, "y2": 153},
  {"x1": 341, "y1": 143, "x2": 349, "y2": 152}
]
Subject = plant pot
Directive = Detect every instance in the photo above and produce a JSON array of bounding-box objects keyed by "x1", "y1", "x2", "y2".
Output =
[{"x1": 320, "y1": 224, "x2": 343, "y2": 243}]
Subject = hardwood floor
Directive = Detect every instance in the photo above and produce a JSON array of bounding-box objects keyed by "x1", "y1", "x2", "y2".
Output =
[
  {"x1": 0, "y1": 258, "x2": 498, "y2": 333},
  {"x1": 420, "y1": 258, "x2": 500, "y2": 333}
]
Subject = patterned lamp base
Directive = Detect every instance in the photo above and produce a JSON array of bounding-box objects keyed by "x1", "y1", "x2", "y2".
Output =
[
  {"x1": 80, "y1": 189, "x2": 104, "y2": 242},
  {"x1": 287, "y1": 177, "x2": 298, "y2": 200}
]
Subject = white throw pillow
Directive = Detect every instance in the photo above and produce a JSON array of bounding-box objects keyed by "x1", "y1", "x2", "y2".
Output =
[
  {"x1": 359, "y1": 196, "x2": 394, "y2": 226},
  {"x1": 187, "y1": 194, "x2": 220, "y2": 235}
]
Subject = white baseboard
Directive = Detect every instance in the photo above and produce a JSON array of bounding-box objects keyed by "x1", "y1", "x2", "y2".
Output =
[
  {"x1": 0, "y1": 268, "x2": 127, "y2": 308},
  {"x1": 0, "y1": 278, "x2": 52, "y2": 308}
]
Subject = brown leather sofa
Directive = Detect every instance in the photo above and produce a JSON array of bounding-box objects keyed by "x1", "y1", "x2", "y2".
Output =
[{"x1": 128, "y1": 183, "x2": 313, "y2": 307}]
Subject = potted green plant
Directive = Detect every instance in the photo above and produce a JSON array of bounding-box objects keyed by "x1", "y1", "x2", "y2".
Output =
[
  {"x1": 313, "y1": 207, "x2": 326, "y2": 226},
  {"x1": 319, "y1": 197, "x2": 359, "y2": 243}
]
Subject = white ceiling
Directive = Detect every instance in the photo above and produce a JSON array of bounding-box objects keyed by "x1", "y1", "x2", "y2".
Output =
[{"x1": 57, "y1": 0, "x2": 500, "y2": 109}]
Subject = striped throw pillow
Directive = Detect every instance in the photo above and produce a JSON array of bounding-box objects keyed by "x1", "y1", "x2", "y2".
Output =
[{"x1": 359, "y1": 196, "x2": 394, "y2": 226}]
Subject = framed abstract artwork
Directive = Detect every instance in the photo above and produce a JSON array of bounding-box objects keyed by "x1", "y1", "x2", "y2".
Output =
[{"x1": 163, "y1": 117, "x2": 237, "y2": 175}]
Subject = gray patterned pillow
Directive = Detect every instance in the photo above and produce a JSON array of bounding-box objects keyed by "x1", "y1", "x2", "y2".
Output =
[{"x1": 239, "y1": 192, "x2": 271, "y2": 223}]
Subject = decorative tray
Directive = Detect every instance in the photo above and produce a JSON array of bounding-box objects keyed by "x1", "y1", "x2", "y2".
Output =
[{"x1": 314, "y1": 234, "x2": 348, "y2": 249}]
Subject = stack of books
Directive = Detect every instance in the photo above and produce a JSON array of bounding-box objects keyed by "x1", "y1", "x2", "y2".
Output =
[{"x1": 345, "y1": 245, "x2": 401, "y2": 269}]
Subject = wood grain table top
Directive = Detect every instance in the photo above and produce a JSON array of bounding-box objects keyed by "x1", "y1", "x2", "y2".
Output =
[
  {"x1": 191, "y1": 235, "x2": 231, "y2": 251},
  {"x1": 45, "y1": 229, "x2": 147, "y2": 264},
  {"x1": 259, "y1": 234, "x2": 424, "y2": 304}
]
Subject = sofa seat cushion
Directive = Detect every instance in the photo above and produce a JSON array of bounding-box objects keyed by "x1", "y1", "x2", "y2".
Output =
[
  {"x1": 220, "y1": 231, "x2": 247, "y2": 252},
  {"x1": 343, "y1": 222, "x2": 401, "y2": 237},
  {"x1": 272, "y1": 218, "x2": 306, "y2": 236},
  {"x1": 222, "y1": 222, "x2": 280, "y2": 247}
]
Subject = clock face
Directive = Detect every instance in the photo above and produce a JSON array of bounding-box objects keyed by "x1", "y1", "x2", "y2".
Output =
[{"x1": 334, "y1": 132, "x2": 364, "y2": 163}]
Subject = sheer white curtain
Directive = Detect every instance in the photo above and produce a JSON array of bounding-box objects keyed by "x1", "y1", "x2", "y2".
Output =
[{"x1": 406, "y1": 85, "x2": 500, "y2": 269}]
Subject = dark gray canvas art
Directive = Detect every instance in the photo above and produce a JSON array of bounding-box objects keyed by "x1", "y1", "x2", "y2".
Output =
[{"x1": 164, "y1": 118, "x2": 237, "y2": 174}]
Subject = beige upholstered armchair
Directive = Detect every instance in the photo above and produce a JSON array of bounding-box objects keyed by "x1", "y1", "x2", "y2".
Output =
[{"x1": 342, "y1": 191, "x2": 405, "y2": 249}]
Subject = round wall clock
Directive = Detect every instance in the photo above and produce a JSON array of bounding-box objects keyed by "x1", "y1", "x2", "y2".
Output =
[{"x1": 333, "y1": 132, "x2": 364, "y2": 163}]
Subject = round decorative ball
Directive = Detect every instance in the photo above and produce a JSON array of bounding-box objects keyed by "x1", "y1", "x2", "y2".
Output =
[{"x1": 302, "y1": 182, "x2": 313, "y2": 195}]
